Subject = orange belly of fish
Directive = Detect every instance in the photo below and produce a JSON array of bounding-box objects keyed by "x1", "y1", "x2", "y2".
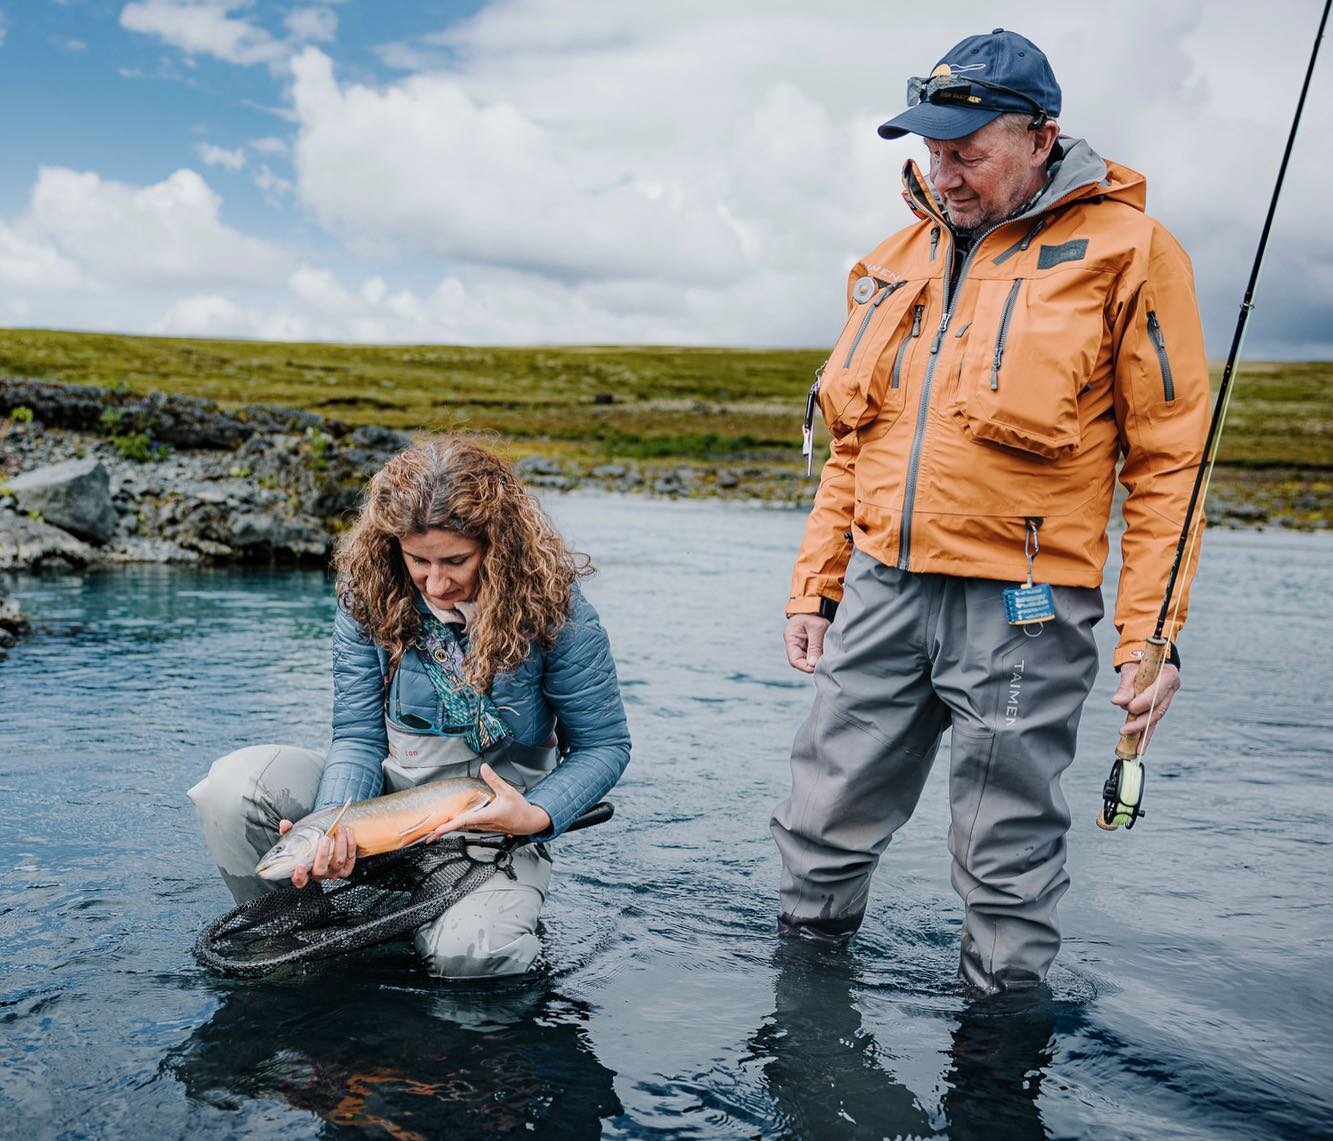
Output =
[{"x1": 345, "y1": 788, "x2": 492, "y2": 858}]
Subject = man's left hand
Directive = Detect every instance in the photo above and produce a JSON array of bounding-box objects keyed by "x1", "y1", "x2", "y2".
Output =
[
  {"x1": 424, "y1": 763, "x2": 552, "y2": 841},
  {"x1": 1111, "y1": 662, "x2": 1182, "y2": 747}
]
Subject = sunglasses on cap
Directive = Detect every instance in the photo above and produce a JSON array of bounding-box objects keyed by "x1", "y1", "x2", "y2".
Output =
[{"x1": 905, "y1": 73, "x2": 1049, "y2": 128}]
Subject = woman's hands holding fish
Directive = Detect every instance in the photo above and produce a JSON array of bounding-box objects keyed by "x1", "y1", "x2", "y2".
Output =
[
  {"x1": 278, "y1": 817, "x2": 358, "y2": 887},
  {"x1": 425, "y1": 763, "x2": 551, "y2": 841}
]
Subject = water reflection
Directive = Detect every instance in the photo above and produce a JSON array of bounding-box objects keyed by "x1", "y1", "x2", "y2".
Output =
[
  {"x1": 165, "y1": 956, "x2": 622, "y2": 1138},
  {"x1": 756, "y1": 942, "x2": 1070, "y2": 1139}
]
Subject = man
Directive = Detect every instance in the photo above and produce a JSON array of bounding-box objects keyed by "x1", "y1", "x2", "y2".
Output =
[{"x1": 771, "y1": 28, "x2": 1210, "y2": 994}]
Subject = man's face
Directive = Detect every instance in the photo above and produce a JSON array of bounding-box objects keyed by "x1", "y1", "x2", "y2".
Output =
[{"x1": 923, "y1": 118, "x2": 1048, "y2": 233}]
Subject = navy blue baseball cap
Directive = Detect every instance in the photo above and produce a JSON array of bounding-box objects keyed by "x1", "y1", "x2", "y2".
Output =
[{"x1": 878, "y1": 28, "x2": 1061, "y2": 141}]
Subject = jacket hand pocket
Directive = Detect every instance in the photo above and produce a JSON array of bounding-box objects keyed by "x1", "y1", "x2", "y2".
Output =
[
  {"x1": 960, "y1": 275, "x2": 1103, "y2": 459},
  {"x1": 818, "y1": 277, "x2": 929, "y2": 438}
]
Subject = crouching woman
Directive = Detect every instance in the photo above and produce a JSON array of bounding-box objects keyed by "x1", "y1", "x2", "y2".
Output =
[{"x1": 189, "y1": 437, "x2": 630, "y2": 979}]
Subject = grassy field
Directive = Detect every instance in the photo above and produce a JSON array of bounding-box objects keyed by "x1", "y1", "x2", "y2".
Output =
[{"x1": 1, "y1": 327, "x2": 1328, "y2": 519}]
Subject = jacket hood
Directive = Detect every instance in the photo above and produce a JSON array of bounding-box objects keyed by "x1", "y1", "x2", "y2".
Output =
[{"x1": 901, "y1": 137, "x2": 1146, "y2": 227}]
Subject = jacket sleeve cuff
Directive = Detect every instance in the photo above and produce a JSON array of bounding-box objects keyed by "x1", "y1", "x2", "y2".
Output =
[
  {"x1": 786, "y1": 595, "x2": 839, "y2": 620},
  {"x1": 1113, "y1": 640, "x2": 1181, "y2": 671}
]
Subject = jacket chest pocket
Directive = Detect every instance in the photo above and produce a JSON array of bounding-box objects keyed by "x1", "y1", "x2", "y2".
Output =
[
  {"x1": 818, "y1": 277, "x2": 929, "y2": 439},
  {"x1": 958, "y1": 273, "x2": 1105, "y2": 459}
]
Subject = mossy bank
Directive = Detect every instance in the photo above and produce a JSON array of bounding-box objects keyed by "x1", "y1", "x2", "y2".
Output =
[{"x1": 1, "y1": 327, "x2": 1328, "y2": 526}]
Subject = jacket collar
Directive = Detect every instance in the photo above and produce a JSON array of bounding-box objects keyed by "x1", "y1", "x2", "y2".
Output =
[{"x1": 899, "y1": 137, "x2": 1140, "y2": 235}]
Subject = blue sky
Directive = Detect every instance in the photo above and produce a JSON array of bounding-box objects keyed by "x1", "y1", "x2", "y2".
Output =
[{"x1": 1, "y1": 0, "x2": 1330, "y2": 355}]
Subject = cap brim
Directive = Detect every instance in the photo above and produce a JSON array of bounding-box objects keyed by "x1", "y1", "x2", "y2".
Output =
[{"x1": 877, "y1": 103, "x2": 1002, "y2": 141}]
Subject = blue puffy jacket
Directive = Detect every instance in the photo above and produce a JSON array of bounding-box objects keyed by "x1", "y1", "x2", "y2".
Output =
[{"x1": 316, "y1": 585, "x2": 630, "y2": 838}]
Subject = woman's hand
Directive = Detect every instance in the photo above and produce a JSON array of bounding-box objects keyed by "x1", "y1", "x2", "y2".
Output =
[
  {"x1": 278, "y1": 818, "x2": 358, "y2": 888},
  {"x1": 425, "y1": 763, "x2": 552, "y2": 840}
]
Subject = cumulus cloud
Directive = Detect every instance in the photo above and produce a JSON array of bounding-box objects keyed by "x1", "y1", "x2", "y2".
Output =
[
  {"x1": 25, "y1": 166, "x2": 290, "y2": 287},
  {"x1": 19, "y1": 1, "x2": 1333, "y2": 353},
  {"x1": 0, "y1": 222, "x2": 87, "y2": 290},
  {"x1": 152, "y1": 292, "x2": 313, "y2": 338},
  {"x1": 195, "y1": 142, "x2": 245, "y2": 170}
]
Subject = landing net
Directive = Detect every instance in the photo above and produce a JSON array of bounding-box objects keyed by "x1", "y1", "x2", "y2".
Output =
[{"x1": 194, "y1": 838, "x2": 502, "y2": 979}]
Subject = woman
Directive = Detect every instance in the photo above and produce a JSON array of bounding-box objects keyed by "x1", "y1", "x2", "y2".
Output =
[{"x1": 189, "y1": 437, "x2": 631, "y2": 978}]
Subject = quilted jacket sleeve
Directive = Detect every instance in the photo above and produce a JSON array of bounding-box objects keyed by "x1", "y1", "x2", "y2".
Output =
[
  {"x1": 523, "y1": 586, "x2": 631, "y2": 839},
  {"x1": 313, "y1": 605, "x2": 388, "y2": 810}
]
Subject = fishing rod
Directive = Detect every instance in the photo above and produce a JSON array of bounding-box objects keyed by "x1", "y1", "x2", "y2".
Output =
[{"x1": 1098, "y1": 0, "x2": 1332, "y2": 831}]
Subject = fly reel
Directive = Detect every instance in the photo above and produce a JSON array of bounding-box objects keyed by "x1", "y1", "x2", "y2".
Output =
[{"x1": 1096, "y1": 756, "x2": 1145, "y2": 831}]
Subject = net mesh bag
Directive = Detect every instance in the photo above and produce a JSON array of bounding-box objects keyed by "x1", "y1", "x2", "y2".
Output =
[{"x1": 194, "y1": 837, "x2": 507, "y2": 979}]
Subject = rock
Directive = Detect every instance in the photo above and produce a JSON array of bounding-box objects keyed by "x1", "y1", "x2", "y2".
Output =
[
  {"x1": 590, "y1": 463, "x2": 627, "y2": 479},
  {"x1": 654, "y1": 472, "x2": 683, "y2": 495},
  {"x1": 6, "y1": 458, "x2": 117, "y2": 544},
  {"x1": 1221, "y1": 503, "x2": 1267, "y2": 523},
  {"x1": 0, "y1": 576, "x2": 28, "y2": 654},
  {"x1": 527, "y1": 475, "x2": 576, "y2": 491},
  {"x1": 0, "y1": 510, "x2": 93, "y2": 569},
  {"x1": 227, "y1": 511, "x2": 329, "y2": 559},
  {"x1": 716, "y1": 470, "x2": 740, "y2": 489},
  {"x1": 517, "y1": 455, "x2": 563, "y2": 477},
  {"x1": 101, "y1": 537, "x2": 201, "y2": 564},
  {"x1": 347, "y1": 425, "x2": 411, "y2": 454}
]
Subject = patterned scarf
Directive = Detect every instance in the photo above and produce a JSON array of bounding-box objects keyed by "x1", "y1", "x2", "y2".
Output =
[{"x1": 413, "y1": 612, "x2": 511, "y2": 754}]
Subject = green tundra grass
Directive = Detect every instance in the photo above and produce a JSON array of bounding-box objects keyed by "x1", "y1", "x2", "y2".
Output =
[{"x1": 1, "y1": 327, "x2": 1328, "y2": 522}]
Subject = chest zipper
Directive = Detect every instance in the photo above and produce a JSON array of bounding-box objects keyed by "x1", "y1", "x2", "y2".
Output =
[
  {"x1": 891, "y1": 305, "x2": 925, "y2": 389},
  {"x1": 1146, "y1": 310, "x2": 1175, "y2": 401},
  {"x1": 990, "y1": 279, "x2": 1025, "y2": 390},
  {"x1": 843, "y1": 280, "x2": 905, "y2": 368}
]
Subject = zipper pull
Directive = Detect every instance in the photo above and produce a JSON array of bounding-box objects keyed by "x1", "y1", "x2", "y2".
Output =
[
  {"x1": 1147, "y1": 310, "x2": 1165, "y2": 348},
  {"x1": 911, "y1": 305, "x2": 923, "y2": 336},
  {"x1": 930, "y1": 314, "x2": 948, "y2": 355},
  {"x1": 990, "y1": 361, "x2": 1001, "y2": 391},
  {"x1": 802, "y1": 366, "x2": 824, "y2": 476}
]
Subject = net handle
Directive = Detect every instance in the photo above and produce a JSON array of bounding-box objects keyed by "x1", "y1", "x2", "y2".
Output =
[{"x1": 466, "y1": 800, "x2": 616, "y2": 854}]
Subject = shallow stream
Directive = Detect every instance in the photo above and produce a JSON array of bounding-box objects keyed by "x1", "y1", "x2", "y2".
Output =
[{"x1": 2, "y1": 495, "x2": 1330, "y2": 1137}]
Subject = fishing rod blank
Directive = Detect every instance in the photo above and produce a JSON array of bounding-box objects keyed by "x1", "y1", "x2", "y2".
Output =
[{"x1": 1099, "y1": 0, "x2": 1331, "y2": 832}]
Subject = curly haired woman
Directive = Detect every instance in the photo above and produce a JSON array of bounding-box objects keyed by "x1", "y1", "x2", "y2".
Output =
[{"x1": 189, "y1": 438, "x2": 631, "y2": 978}]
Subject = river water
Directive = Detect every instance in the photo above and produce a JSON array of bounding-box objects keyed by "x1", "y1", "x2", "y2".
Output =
[{"x1": 2, "y1": 495, "x2": 1330, "y2": 1139}]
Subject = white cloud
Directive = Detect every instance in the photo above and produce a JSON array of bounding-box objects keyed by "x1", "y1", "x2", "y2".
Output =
[
  {"x1": 285, "y1": 6, "x2": 336, "y2": 44},
  {"x1": 195, "y1": 142, "x2": 246, "y2": 170},
  {"x1": 25, "y1": 166, "x2": 290, "y2": 287},
  {"x1": 290, "y1": 47, "x2": 748, "y2": 286},
  {"x1": 248, "y1": 135, "x2": 289, "y2": 156},
  {"x1": 0, "y1": 222, "x2": 88, "y2": 290},
  {"x1": 252, "y1": 162, "x2": 294, "y2": 204},
  {"x1": 152, "y1": 292, "x2": 313, "y2": 338},
  {"x1": 120, "y1": 0, "x2": 285, "y2": 68},
  {"x1": 16, "y1": 1, "x2": 1333, "y2": 354}
]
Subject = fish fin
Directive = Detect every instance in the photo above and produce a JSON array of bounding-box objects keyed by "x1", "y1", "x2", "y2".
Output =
[
  {"x1": 397, "y1": 813, "x2": 433, "y2": 840},
  {"x1": 325, "y1": 798, "x2": 353, "y2": 839}
]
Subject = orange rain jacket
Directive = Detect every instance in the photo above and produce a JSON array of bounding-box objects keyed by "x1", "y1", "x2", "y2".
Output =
[{"x1": 789, "y1": 139, "x2": 1210, "y2": 667}]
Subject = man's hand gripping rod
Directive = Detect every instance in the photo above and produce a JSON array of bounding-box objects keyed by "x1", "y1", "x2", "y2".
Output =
[{"x1": 1097, "y1": 637, "x2": 1168, "y2": 831}]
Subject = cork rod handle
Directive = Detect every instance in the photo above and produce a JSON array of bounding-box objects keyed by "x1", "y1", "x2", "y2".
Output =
[{"x1": 1114, "y1": 636, "x2": 1170, "y2": 760}]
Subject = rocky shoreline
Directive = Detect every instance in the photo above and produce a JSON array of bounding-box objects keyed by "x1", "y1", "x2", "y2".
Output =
[{"x1": 2, "y1": 374, "x2": 1325, "y2": 658}]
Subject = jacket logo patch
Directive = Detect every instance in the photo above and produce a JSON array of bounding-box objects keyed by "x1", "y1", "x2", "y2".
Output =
[{"x1": 1037, "y1": 239, "x2": 1089, "y2": 269}]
